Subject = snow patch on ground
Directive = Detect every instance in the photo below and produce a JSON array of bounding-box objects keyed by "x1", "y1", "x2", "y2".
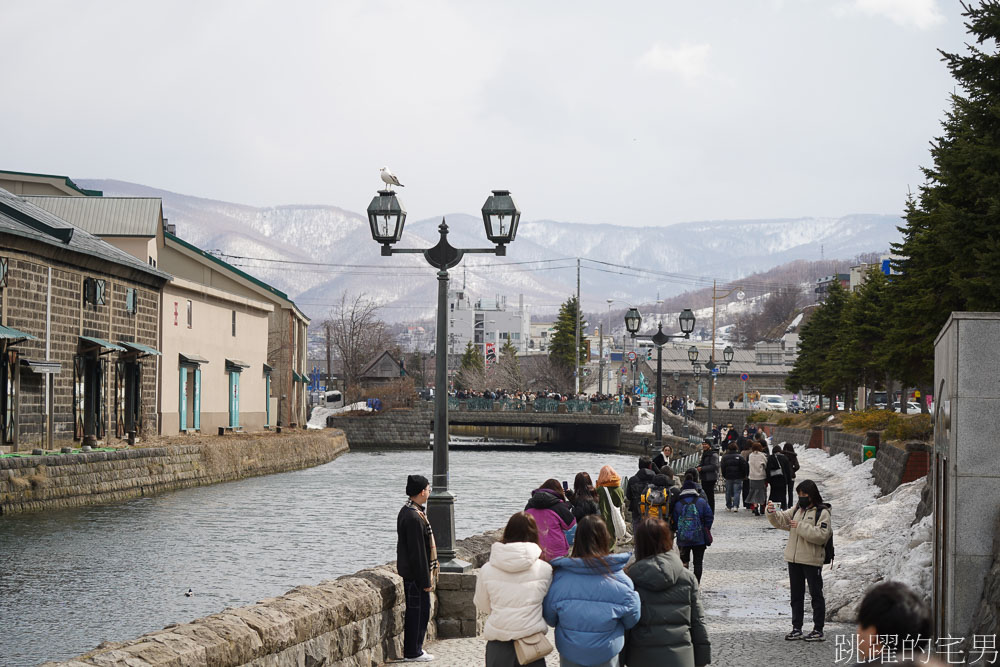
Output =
[
  {"x1": 787, "y1": 445, "x2": 930, "y2": 622},
  {"x1": 632, "y1": 407, "x2": 672, "y2": 434},
  {"x1": 306, "y1": 402, "x2": 371, "y2": 429}
]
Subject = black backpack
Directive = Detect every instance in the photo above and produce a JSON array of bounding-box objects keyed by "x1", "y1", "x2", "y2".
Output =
[{"x1": 811, "y1": 505, "x2": 835, "y2": 565}]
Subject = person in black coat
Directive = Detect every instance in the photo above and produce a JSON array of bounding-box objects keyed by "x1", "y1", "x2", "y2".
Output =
[
  {"x1": 651, "y1": 444, "x2": 674, "y2": 477},
  {"x1": 720, "y1": 442, "x2": 750, "y2": 512},
  {"x1": 568, "y1": 471, "x2": 600, "y2": 522},
  {"x1": 783, "y1": 443, "x2": 801, "y2": 509},
  {"x1": 696, "y1": 440, "x2": 720, "y2": 514},
  {"x1": 397, "y1": 474, "x2": 438, "y2": 662},
  {"x1": 626, "y1": 457, "x2": 657, "y2": 531},
  {"x1": 766, "y1": 445, "x2": 793, "y2": 510}
]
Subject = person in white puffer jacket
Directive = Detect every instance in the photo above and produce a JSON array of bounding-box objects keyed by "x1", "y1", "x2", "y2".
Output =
[{"x1": 474, "y1": 512, "x2": 554, "y2": 667}]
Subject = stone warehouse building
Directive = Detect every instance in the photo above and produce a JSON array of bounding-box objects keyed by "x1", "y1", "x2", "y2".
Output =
[{"x1": 0, "y1": 187, "x2": 169, "y2": 450}]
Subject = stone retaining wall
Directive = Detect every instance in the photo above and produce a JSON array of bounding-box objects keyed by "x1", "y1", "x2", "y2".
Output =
[
  {"x1": 872, "y1": 441, "x2": 933, "y2": 496},
  {"x1": 0, "y1": 431, "x2": 349, "y2": 515},
  {"x1": 692, "y1": 408, "x2": 750, "y2": 432},
  {"x1": 326, "y1": 407, "x2": 431, "y2": 449},
  {"x1": 826, "y1": 430, "x2": 865, "y2": 465},
  {"x1": 771, "y1": 426, "x2": 812, "y2": 446},
  {"x1": 44, "y1": 530, "x2": 501, "y2": 667}
]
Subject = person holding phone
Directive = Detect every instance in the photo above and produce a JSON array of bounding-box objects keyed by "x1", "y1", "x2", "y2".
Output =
[
  {"x1": 766, "y1": 480, "x2": 832, "y2": 643},
  {"x1": 525, "y1": 479, "x2": 576, "y2": 561}
]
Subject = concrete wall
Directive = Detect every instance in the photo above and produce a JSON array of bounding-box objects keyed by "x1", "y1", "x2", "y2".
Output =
[
  {"x1": 160, "y1": 279, "x2": 273, "y2": 435},
  {"x1": 0, "y1": 430, "x2": 347, "y2": 515},
  {"x1": 44, "y1": 530, "x2": 501, "y2": 667}
]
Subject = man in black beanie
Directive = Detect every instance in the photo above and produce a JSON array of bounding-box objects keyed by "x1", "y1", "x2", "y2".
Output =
[{"x1": 397, "y1": 474, "x2": 438, "y2": 662}]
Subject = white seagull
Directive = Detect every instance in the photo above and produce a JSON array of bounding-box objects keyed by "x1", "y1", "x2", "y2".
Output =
[{"x1": 380, "y1": 166, "x2": 404, "y2": 188}]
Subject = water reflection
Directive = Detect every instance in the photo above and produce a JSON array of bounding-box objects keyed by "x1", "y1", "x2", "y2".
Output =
[{"x1": 0, "y1": 448, "x2": 638, "y2": 666}]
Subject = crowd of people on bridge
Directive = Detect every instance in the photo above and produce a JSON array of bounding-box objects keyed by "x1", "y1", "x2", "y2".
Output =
[{"x1": 397, "y1": 438, "x2": 941, "y2": 666}]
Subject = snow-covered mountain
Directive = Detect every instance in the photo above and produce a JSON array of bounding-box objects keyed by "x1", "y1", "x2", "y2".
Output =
[{"x1": 78, "y1": 179, "x2": 902, "y2": 322}]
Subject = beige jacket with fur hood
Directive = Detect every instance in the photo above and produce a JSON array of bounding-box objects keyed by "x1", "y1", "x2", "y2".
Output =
[
  {"x1": 474, "y1": 541, "x2": 553, "y2": 641},
  {"x1": 767, "y1": 503, "x2": 832, "y2": 567}
]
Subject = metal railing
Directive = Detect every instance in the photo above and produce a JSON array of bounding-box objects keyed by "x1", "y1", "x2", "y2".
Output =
[{"x1": 445, "y1": 398, "x2": 625, "y2": 415}]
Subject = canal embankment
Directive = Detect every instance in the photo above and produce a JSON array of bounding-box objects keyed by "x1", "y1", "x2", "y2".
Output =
[
  {"x1": 0, "y1": 429, "x2": 349, "y2": 515},
  {"x1": 42, "y1": 530, "x2": 500, "y2": 667}
]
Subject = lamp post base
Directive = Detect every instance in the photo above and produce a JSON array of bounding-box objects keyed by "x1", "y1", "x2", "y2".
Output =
[{"x1": 425, "y1": 488, "x2": 472, "y2": 573}]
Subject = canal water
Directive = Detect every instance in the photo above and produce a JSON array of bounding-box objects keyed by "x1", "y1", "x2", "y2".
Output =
[{"x1": 0, "y1": 447, "x2": 638, "y2": 666}]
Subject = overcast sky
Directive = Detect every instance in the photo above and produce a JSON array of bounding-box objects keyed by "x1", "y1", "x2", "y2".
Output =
[{"x1": 1, "y1": 0, "x2": 969, "y2": 226}]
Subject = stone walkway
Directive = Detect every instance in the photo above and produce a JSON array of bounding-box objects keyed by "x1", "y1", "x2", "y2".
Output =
[{"x1": 393, "y1": 448, "x2": 855, "y2": 666}]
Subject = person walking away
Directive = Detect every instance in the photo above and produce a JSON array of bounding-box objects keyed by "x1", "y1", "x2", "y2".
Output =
[
  {"x1": 624, "y1": 518, "x2": 710, "y2": 667},
  {"x1": 651, "y1": 444, "x2": 673, "y2": 477},
  {"x1": 475, "y1": 512, "x2": 554, "y2": 667},
  {"x1": 672, "y1": 479, "x2": 714, "y2": 583},
  {"x1": 746, "y1": 442, "x2": 769, "y2": 515},
  {"x1": 738, "y1": 435, "x2": 752, "y2": 509},
  {"x1": 569, "y1": 472, "x2": 600, "y2": 523},
  {"x1": 766, "y1": 444, "x2": 790, "y2": 511},
  {"x1": 626, "y1": 457, "x2": 657, "y2": 534},
  {"x1": 525, "y1": 479, "x2": 577, "y2": 561},
  {"x1": 855, "y1": 581, "x2": 945, "y2": 665},
  {"x1": 766, "y1": 479, "x2": 832, "y2": 642},
  {"x1": 782, "y1": 443, "x2": 800, "y2": 510},
  {"x1": 397, "y1": 474, "x2": 439, "y2": 662},
  {"x1": 695, "y1": 439, "x2": 719, "y2": 514},
  {"x1": 720, "y1": 442, "x2": 749, "y2": 512},
  {"x1": 543, "y1": 515, "x2": 641, "y2": 667},
  {"x1": 596, "y1": 465, "x2": 628, "y2": 544},
  {"x1": 637, "y1": 473, "x2": 674, "y2": 522}
]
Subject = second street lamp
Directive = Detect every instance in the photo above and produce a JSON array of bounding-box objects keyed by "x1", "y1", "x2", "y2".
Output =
[
  {"x1": 625, "y1": 308, "x2": 696, "y2": 450},
  {"x1": 367, "y1": 185, "x2": 519, "y2": 572}
]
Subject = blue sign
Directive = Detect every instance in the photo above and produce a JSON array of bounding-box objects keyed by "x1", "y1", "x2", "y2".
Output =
[{"x1": 711, "y1": 367, "x2": 719, "y2": 375}]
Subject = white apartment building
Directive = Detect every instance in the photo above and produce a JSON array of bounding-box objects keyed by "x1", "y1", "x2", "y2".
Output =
[{"x1": 447, "y1": 290, "x2": 529, "y2": 359}]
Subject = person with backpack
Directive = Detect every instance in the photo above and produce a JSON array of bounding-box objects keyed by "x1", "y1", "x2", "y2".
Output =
[
  {"x1": 543, "y1": 514, "x2": 641, "y2": 667},
  {"x1": 624, "y1": 518, "x2": 711, "y2": 667},
  {"x1": 672, "y1": 479, "x2": 714, "y2": 583},
  {"x1": 766, "y1": 479, "x2": 832, "y2": 643},
  {"x1": 525, "y1": 479, "x2": 577, "y2": 562},
  {"x1": 720, "y1": 442, "x2": 749, "y2": 512},
  {"x1": 626, "y1": 457, "x2": 657, "y2": 533},
  {"x1": 638, "y1": 473, "x2": 675, "y2": 522}
]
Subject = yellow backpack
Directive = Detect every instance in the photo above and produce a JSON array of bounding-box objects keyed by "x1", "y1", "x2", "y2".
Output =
[{"x1": 640, "y1": 485, "x2": 669, "y2": 518}]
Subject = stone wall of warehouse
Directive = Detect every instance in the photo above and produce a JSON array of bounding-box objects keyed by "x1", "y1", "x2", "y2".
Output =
[
  {"x1": 0, "y1": 430, "x2": 348, "y2": 515},
  {"x1": 42, "y1": 530, "x2": 502, "y2": 667}
]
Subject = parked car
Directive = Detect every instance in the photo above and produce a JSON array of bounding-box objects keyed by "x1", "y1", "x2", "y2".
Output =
[
  {"x1": 836, "y1": 401, "x2": 845, "y2": 411},
  {"x1": 787, "y1": 400, "x2": 805, "y2": 413},
  {"x1": 893, "y1": 401, "x2": 922, "y2": 413},
  {"x1": 755, "y1": 394, "x2": 788, "y2": 412}
]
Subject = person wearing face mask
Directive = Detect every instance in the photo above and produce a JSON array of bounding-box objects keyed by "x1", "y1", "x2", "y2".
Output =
[{"x1": 766, "y1": 479, "x2": 832, "y2": 643}]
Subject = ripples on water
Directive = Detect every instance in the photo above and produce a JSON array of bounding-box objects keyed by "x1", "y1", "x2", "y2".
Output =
[{"x1": 0, "y1": 448, "x2": 638, "y2": 666}]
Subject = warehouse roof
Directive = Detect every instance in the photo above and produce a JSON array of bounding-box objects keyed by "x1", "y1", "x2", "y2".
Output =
[{"x1": 25, "y1": 196, "x2": 161, "y2": 237}]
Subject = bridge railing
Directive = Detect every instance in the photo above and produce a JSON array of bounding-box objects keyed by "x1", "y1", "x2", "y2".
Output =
[
  {"x1": 533, "y1": 397, "x2": 560, "y2": 413},
  {"x1": 445, "y1": 398, "x2": 625, "y2": 415}
]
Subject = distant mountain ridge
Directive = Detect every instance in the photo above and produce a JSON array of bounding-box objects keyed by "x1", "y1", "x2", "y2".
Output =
[{"x1": 77, "y1": 179, "x2": 903, "y2": 322}]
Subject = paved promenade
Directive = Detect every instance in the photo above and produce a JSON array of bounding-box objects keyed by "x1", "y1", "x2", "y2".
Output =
[{"x1": 394, "y1": 449, "x2": 853, "y2": 666}]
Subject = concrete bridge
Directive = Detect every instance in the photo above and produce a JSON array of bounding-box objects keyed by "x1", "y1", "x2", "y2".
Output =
[{"x1": 326, "y1": 401, "x2": 692, "y2": 453}]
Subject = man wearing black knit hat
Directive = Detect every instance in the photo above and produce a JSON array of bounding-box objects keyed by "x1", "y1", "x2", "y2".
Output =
[{"x1": 397, "y1": 474, "x2": 438, "y2": 662}]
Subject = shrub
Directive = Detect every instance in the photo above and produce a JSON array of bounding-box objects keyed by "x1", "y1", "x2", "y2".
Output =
[
  {"x1": 841, "y1": 409, "x2": 897, "y2": 433},
  {"x1": 777, "y1": 416, "x2": 794, "y2": 426},
  {"x1": 361, "y1": 377, "x2": 416, "y2": 410},
  {"x1": 885, "y1": 413, "x2": 932, "y2": 441},
  {"x1": 745, "y1": 412, "x2": 771, "y2": 423}
]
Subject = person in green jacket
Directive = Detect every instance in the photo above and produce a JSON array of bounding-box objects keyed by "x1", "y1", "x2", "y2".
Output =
[
  {"x1": 624, "y1": 518, "x2": 710, "y2": 667},
  {"x1": 596, "y1": 464, "x2": 628, "y2": 543}
]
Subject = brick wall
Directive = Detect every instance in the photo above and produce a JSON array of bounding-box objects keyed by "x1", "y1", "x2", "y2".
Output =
[{"x1": 1, "y1": 248, "x2": 162, "y2": 449}]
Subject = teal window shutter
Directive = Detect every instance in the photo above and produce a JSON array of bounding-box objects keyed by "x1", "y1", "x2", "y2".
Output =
[
  {"x1": 179, "y1": 366, "x2": 187, "y2": 431},
  {"x1": 193, "y1": 367, "x2": 201, "y2": 431}
]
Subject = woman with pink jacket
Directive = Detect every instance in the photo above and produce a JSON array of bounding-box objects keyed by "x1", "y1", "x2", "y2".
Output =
[{"x1": 524, "y1": 479, "x2": 577, "y2": 561}]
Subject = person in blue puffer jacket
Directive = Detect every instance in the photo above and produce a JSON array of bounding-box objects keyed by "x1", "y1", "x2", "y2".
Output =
[{"x1": 543, "y1": 514, "x2": 641, "y2": 667}]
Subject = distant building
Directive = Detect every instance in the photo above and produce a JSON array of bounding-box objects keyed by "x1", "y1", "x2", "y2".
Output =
[
  {"x1": 448, "y1": 290, "x2": 530, "y2": 358},
  {"x1": 528, "y1": 321, "x2": 555, "y2": 355},
  {"x1": 814, "y1": 273, "x2": 850, "y2": 300}
]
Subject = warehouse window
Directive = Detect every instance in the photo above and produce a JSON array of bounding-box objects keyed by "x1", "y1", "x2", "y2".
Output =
[
  {"x1": 0, "y1": 257, "x2": 7, "y2": 288},
  {"x1": 186, "y1": 300, "x2": 193, "y2": 328},
  {"x1": 232, "y1": 310, "x2": 237, "y2": 337},
  {"x1": 125, "y1": 288, "x2": 137, "y2": 315}
]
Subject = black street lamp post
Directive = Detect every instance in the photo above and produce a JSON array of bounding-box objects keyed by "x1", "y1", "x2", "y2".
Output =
[
  {"x1": 625, "y1": 308, "x2": 696, "y2": 450},
  {"x1": 688, "y1": 343, "x2": 735, "y2": 443},
  {"x1": 367, "y1": 187, "x2": 520, "y2": 572}
]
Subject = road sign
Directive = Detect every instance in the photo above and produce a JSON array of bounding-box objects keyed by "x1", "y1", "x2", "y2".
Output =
[
  {"x1": 740, "y1": 373, "x2": 750, "y2": 381},
  {"x1": 627, "y1": 351, "x2": 637, "y2": 362},
  {"x1": 621, "y1": 367, "x2": 628, "y2": 374},
  {"x1": 711, "y1": 367, "x2": 719, "y2": 375}
]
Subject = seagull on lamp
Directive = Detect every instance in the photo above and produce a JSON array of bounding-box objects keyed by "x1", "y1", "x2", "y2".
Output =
[{"x1": 380, "y1": 166, "x2": 404, "y2": 188}]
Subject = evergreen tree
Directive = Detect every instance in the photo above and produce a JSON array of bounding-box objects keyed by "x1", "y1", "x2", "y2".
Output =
[
  {"x1": 494, "y1": 339, "x2": 525, "y2": 390},
  {"x1": 455, "y1": 341, "x2": 485, "y2": 390},
  {"x1": 835, "y1": 269, "x2": 891, "y2": 397},
  {"x1": 888, "y1": 1, "x2": 1000, "y2": 388},
  {"x1": 786, "y1": 281, "x2": 849, "y2": 407},
  {"x1": 549, "y1": 296, "x2": 588, "y2": 369}
]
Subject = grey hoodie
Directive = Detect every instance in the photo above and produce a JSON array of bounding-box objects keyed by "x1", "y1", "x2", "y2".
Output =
[{"x1": 625, "y1": 551, "x2": 710, "y2": 667}]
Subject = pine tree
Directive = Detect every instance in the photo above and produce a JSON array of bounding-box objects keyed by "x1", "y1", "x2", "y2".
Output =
[
  {"x1": 455, "y1": 341, "x2": 485, "y2": 390},
  {"x1": 888, "y1": 1, "x2": 1000, "y2": 388},
  {"x1": 835, "y1": 269, "x2": 891, "y2": 397},
  {"x1": 786, "y1": 281, "x2": 849, "y2": 407},
  {"x1": 549, "y1": 296, "x2": 588, "y2": 369}
]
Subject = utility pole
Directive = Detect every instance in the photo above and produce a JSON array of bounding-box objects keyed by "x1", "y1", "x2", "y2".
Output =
[
  {"x1": 325, "y1": 321, "x2": 333, "y2": 391},
  {"x1": 575, "y1": 257, "x2": 581, "y2": 395},
  {"x1": 598, "y1": 323, "x2": 604, "y2": 394}
]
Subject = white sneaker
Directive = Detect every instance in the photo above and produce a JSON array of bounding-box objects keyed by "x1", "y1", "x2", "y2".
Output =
[{"x1": 405, "y1": 653, "x2": 434, "y2": 662}]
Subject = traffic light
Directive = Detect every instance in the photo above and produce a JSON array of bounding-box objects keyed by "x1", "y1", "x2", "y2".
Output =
[{"x1": 646, "y1": 349, "x2": 653, "y2": 361}]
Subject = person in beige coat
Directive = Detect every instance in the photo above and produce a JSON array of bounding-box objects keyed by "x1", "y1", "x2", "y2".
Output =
[
  {"x1": 475, "y1": 512, "x2": 554, "y2": 667},
  {"x1": 767, "y1": 479, "x2": 832, "y2": 643}
]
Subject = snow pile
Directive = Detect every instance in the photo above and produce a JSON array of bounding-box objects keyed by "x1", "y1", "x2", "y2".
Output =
[
  {"x1": 306, "y1": 401, "x2": 371, "y2": 429},
  {"x1": 789, "y1": 446, "x2": 930, "y2": 622},
  {"x1": 632, "y1": 408, "x2": 672, "y2": 434}
]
